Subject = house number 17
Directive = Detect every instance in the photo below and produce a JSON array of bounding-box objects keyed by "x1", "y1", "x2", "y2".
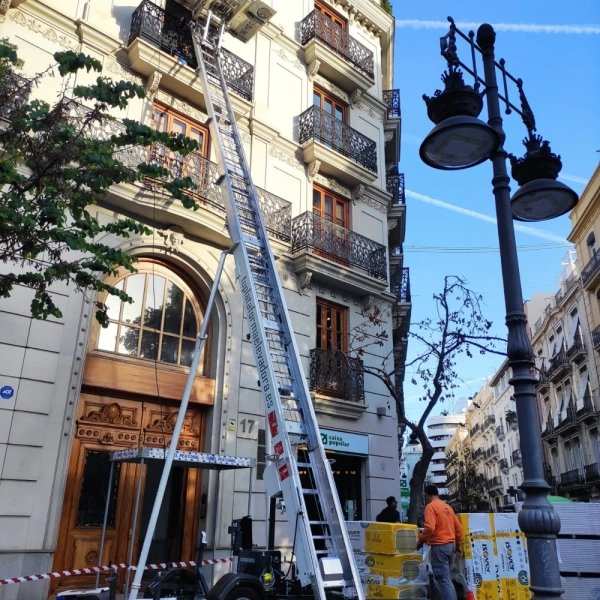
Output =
[{"x1": 240, "y1": 419, "x2": 256, "y2": 434}]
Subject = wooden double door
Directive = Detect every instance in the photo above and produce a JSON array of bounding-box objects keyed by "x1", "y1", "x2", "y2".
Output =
[{"x1": 52, "y1": 393, "x2": 206, "y2": 593}]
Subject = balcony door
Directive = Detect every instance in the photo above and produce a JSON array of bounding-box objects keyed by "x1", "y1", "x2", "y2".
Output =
[
  {"x1": 151, "y1": 104, "x2": 210, "y2": 198},
  {"x1": 313, "y1": 87, "x2": 346, "y2": 151},
  {"x1": 315, "y1": 0, "x2": 348, "y2": 55},
  {"x1": 312, "y1": 185, "x2": 349, "y2": 265},
  {"x1": 315, "y1": 299, "x2": 349, "y2": 398}
]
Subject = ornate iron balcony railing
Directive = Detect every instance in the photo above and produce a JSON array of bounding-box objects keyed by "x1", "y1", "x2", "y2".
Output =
[
  {"x1": 309, "y1": 347, "x2": 365, "y2": 402},
  {"x1": 0, "y1": 72, "x2": 32, "y2": 117},
  {"x1": 512, "y1": 449, "x2": 522, "y2": 465},
  {"x1": 582, "y1": 250, "x2": 600, "y2": 286},
  {"x1": 593, "y1": 325, "x2": 600, "y2": 349},
  {"x1": 299, "y1": 105, "x2": 378, "y2": 173},
  {"x1": 585, "y1": 462, "x2": 600, "y2": 482},
  {"x1": 391, "y1": 266, "x2": 410, "y2": 303},
  {"x1": 559, "y1": 468, "x2": 586, "y2": 488},
  {"x1": 496, "y1": 425, "x2": 505, "y2": 440},
  {"x1": 300, "y1": 10, "x2": 375, "y2": 81},
  {"x1": 486, "y1": 476, "x2": 502, "y2": 490},
  {"x1": 291, "y1": 211, "x2": 387, "y2": 281},
  {"x1": 129, "y1": 0, "x2": 254, "y2": 101},
  {"x1": 383, "y1": 89, "x2": 401, "y2": 118},
  {"x1": 146, "y1": 144, "x2": 291, "y2": 242},
  {"x1": 499, "y1": 458, "x2": 509, "y2": 472},
  {"x1": 484, "y1": 414, "x2": 496, "y2": 429},
  {"x1": 386, "y1": 166, "x2": 405, "y2": 205}
]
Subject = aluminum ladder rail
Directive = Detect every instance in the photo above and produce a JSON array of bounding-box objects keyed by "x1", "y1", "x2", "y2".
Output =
[{"x1": 190, "y1": 17, "x2": 364, "y2": 600}]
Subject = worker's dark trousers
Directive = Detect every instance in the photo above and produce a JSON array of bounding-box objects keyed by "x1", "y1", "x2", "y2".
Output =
[{"x1": 430, "y1": 543, "x2": 456, "y2": 600}]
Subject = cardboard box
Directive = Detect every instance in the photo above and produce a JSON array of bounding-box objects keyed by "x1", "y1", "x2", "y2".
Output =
[{"x1": 347, "y1": 522, "x2": 418, "y2": 555}]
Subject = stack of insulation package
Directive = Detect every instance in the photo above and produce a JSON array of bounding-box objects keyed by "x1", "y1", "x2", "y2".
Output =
[
  {"x1": 346, "y1": 522, "x2": 427, "y2": 599},
  {"x1": 458, "y1": 513, "x2": 531, "y2": 600}
]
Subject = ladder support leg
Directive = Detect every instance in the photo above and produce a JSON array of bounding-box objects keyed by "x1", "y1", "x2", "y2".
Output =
[{"x1": 128, "y1": 249, "x2": 230, "y2": 600}]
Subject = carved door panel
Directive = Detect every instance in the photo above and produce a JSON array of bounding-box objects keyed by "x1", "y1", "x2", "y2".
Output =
[{"x1": 52, "y1": 394, "x2": 205, "y2": 593}]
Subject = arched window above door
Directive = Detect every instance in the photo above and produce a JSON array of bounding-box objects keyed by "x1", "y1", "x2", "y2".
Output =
[{"x1": 96, "y1": 263, "x2": 205, "y2": 369}]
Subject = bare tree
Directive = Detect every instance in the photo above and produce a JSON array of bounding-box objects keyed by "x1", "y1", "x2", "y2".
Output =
[{"x1": 350, "y1": 275, "x2": 505, "y2": 524}]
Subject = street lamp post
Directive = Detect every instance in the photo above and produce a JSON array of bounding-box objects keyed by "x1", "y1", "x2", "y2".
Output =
[{"x1": 419, "y1": 18, "x2": 578, "y2": 600}]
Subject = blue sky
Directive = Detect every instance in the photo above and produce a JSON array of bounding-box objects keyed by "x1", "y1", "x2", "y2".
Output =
[{"x1": 390, "y1": 0, "x2": 600, "y2": 421}]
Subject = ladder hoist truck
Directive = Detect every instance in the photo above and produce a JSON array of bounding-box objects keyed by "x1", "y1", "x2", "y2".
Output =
[{"x1": 127, "y1": 2, "x2": 367, "y2": 600}]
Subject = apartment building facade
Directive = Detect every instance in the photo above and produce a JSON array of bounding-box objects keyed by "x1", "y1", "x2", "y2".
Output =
[
  {"x1": 0, "y1": 0, "x2": 407, "y2": 596},
  {"x1": 530, "y1": 248, "x2": 600, "y2": 501}
]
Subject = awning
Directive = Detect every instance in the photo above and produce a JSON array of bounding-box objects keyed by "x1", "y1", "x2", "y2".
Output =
[{"x1": 566, "y1": 312, "x2": 580, "y2": 349}]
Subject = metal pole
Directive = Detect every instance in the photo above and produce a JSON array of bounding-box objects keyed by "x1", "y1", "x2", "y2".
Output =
[
  {"x1": 96, "y1": 460, "x2": 115, "y2": 588},
  {"x1": 247, "y1": 467, "x2": 253, "y2": 516},
  {"x1": 476, "y1": 24, "x2": 563, "y2": 600},
  {"x1": 128, "y1": 249, "x2": 230, "y2": 600},
  {"x1": 211, "y1": 469, "x2": 221, "y2": 588},
  {"x1": 124, "y1": 457, "x2": 145, "y2": 600}
]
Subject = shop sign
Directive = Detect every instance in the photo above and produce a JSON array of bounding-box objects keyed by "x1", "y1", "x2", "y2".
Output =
[{"x1": 300, "y1": 429, "x2": 369, "y2": 456}]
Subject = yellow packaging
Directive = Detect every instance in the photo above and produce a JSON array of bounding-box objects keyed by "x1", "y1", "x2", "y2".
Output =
[
  {"x1": 463, "y1": 535, "x2": 500, "y2": 600},
  {"x1": 496, "y1": 533, "x2": 531, "y2": 600},
  {"x1": 364, "y1": 582, "x2": 426, "y2": 599},
  {"x1": 354, "y1": 553, "x2": 423, "y2": 582},
  {"x1": 347, "y1": 522, "x2": 418, "y2": 555}
]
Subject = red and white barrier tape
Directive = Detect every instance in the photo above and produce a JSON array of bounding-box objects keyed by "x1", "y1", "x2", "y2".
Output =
[{"x1": 0, "y1": 557, "x2": 233, "y2": 585}]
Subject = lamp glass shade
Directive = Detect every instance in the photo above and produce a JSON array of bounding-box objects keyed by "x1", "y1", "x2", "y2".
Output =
[
  {"x1": 511, "y1": 179, "x2": 579, "y2": 222},
  {"x1": 419, "y1": 115, "x2": 501, "y2": 170}
]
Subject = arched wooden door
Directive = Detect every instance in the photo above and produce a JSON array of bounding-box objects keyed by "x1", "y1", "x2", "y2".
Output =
[{"x1": 52, "y1": 262, "x2": 215, "y2": 594}]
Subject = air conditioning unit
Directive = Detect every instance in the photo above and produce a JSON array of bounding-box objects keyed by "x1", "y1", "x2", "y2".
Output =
[{"x1": 174, "y1": 0, "x2": 276, "y2": 42}]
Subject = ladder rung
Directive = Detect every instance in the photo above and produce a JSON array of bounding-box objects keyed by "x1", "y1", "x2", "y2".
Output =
[
  {"x1": 309, "y1": 521, "x2": 329, "y2": 526},
  {"x1": 312, "y1": 536, "x2": 332, "y2": 540},
  {"x1": 302, "y1": 489, "x2": 319, "y2": 495}
]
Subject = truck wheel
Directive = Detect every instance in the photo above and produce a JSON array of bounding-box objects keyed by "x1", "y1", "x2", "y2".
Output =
[{"x1": 224, "y1": 585, "x2": 263, "y2": 600}]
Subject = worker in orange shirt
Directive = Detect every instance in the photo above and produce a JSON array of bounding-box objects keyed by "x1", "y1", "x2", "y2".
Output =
[{"x1": 416, "y1": 484, "x2": 463, "y2": 600}]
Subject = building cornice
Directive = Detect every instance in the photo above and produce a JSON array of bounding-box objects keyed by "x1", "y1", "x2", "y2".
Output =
[
  {"x1": 568, "y1": 164, "x2": 600, "y2": 244},
  {"x1": 77, "y1": 18, "x2": 122, "y2": 54}
]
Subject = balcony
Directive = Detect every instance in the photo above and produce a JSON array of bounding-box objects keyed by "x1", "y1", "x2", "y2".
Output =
[
  {"x1": 486, "y1": 476, "x2": 503, "y2": 491},
  {"x1": 473, "y1": 448, "x2": 484, "y2": 461},
  {"x1": 512, "y1": 449, "x2": 522, "y2": 466},
  {"x1": 594, "y1": 325, "x2": 600, "y2": 350},
  {"x1": 567, "y1": 336, "x2": 587, "y2": 364},
  {"x1": 446, "y1": 472, "x2": 457, "y2": 484},
  {"x1": 577, "y1": 392, "x2": 596, "y2": 420},
  {"x1": 536, "y1": 370, "x2": 549, "y2": 391},
  {"x1": 291, "y1": 212, "x2": 387, "y2": 296},
  {"x1": 383, "y1": 90, "x2": 401, "y2": 164},
  {"x1": 387, "y1": 167, "x2": 406, "y2": 246},
  {"x1": 559, "y1": 468, "x2": 586, "y2": 489},
  {"x1": 391, "y1": 266, "x2": 411, "y2": 336},
  {"x1": 555, "y1": 401, "x2": 579, "y2": 436},
  {"x1": 585, "y1": 463, "x2": 600, "y2": 483},
  {"x1": 299, "y1": 106, "x2": 378, "y2": 186},
  {"x1": 548, "y1": 349, "x2": 570, "y2": 382},
  {"x1": 496, "y1": 425, "x2": 505, "y2": 441},
  {"x1": 140, "y1": 145, "x2": 291, "y2": 244},
  {"x1": 541, "y1": 415, "x2": 555, "y2": 440},
  {"x1": 506, "y1": 410, "x2": 518, "y2": 431},
  {"x1": 309, "y1": 348, "x2": 366, "y2": 419},
  {"x1": 581, "y1": 250, "x2": 600, "y2": 290},
  {"x1": 484, "y1": 415, "x2": 496, "y2": 430},
  {"x1": 0, "y1": 72, "x2": 32, "y2": 118},
  {"x1": 500, "y1": 458, "x2": 510, "y2": 473},
  {"x1": 471, "y1": 424, "x2": 482, "y2": 438},
  {"x1": 127, "y1": 1, "x2": 254, "y2": 111},
  {"x1": 301, "y1": 10, "x2": 375, "y2": 93},
  {"x1": 488, "y1": 445, "x2": 499, "y2": 462}
]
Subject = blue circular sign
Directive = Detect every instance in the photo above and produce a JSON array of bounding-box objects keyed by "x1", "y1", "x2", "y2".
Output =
[{"x1": 1, "y1": 386, "x2": 15, "y2": 400}]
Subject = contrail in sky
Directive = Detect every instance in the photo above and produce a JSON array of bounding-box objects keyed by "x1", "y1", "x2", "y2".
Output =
[
  {"x1": 560, "y1": 173, "x2": 589, "y2": 185},
  {"x1": 406, "y1": 189, "x2": 569, "y2": 243},
  {"x1": 395, "y1": 20, "x2": 600, "y2": 35}
]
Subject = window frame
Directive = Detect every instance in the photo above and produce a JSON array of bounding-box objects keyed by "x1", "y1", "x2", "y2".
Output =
[
  {"x1": 152, "y1": 103, "x2": 210, "y2": 157},
  {"x1": 315, "y1": 0, "x2": 347, "y2": 29},
  {"x1": 312, "y1": 184, "x2": 350, "y2": 228},
  {"x1": 90, "y1": 261, "x2": 210, "y2": 375},
  {"x1": 313, "y1": 86, "x2": 347, "y2": 124},
  {"x1": 316, "y1": 298, "x2": 348, "y2": 353}
]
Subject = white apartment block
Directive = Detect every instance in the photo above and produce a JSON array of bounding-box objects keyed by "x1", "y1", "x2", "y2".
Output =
[
  {"x1": 0, "y1": 1, "x2": 408, "y2": 597},
  {"x1": 426, "y1": 414, "x2": 464, "y2": 496}
]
